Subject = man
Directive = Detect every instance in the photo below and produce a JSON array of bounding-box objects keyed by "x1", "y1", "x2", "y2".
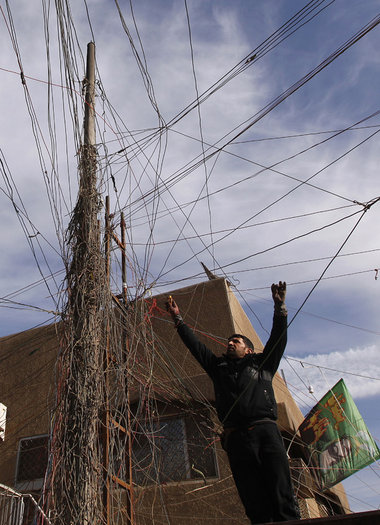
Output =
[{"x1": 166, "y1": 281, "x2": 299, "y2": 524}]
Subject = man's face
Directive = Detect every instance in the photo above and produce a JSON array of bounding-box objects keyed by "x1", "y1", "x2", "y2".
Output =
[{"x1": 226, "y1": 336, "x2": 253, "y2": 359}]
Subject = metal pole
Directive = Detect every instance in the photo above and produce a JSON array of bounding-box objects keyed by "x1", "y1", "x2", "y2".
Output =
[
  {"x1": 103, "y1": 196, "x2": 111, "y2": 524},
  {"x1": 121, "y1": 212, "x2": 127, "y2": 303},
  {"x1": 121, "y1": 213, "x2": 134, "y2": 524}
]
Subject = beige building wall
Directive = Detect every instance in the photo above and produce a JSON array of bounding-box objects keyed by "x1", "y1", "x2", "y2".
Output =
[{"x1": 0, "y1": 324, "x2": 58, "y2": 490}]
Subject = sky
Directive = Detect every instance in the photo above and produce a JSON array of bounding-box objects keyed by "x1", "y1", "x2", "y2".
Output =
[{"x1": 0, "y1": 0, "x2": 379, "y2": 515}]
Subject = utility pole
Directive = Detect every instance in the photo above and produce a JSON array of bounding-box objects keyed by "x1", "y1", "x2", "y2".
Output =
[
  {"x1": 84, "y1": 42, "x2": 96, "y2": 147},
  {"x1": 52, "y1": 41, "x2": 104, "y2": 524},
  {"x1": 52, "y1": 41, "x2": 134, "y2": 525}
]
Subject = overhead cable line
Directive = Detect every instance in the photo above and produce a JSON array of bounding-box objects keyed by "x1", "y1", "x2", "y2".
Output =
[
  {"x1": 0, "y1": 297, "x2": 60, "y2": 315},
  {"x1": 142, "y1": 14, "x2": 380, "y2": 209},
  {"x1": 157, "y1": 111, "x2": 380, "y2": 210},
  {"x1": 286, "y1": 197, "x2": 380, "y2": 329},
  {"x1": 223, "y1": 248, "x2": 380, "y2": 275},
  {"x1": 155, "y1": 198, "x2": 368, "y2": 281},
  {"x1": 128, "y1": 204, "x2": 357, "y2": 240},
  {"x1": 1, "y1": 4, "x2": 76, "y2": 309},
  {"x1": 120, "y1": 105, "x2": 379, "y2": 223},
  {"x1": 155, "y1": 1, "x2": 336, "y2": 136},
  {"x1": 232, "y1": 124, "x2": 380, "y2": 144},
  {"x1": 112, "y1": 0, "x2": 171, "y2": 272},
  {"x1": 219, "y1": 204, "x2": 375, "y2": 271},
  {"x1": 216, "y1": 14, "x2": 380, "y2": 150},
  {"x1": 111, "y1": 0, "x2": 335, "y2": 159},
  {"x1": 184, "y1": 0, "x2": 215, "y2": 266},
  {"x1": 114, "y1": 0, "x2": 166, "y2": 125},
  {"x1": 102, "y1": 122, "x2": 380, "y2": 151},
  {"x1": 147, "y1": 245, "x2": 379, "y2": 289},
  {"x1": 285, "y1": 357, "x2": 380, "y2": 382},
  {"x1": 244, "y1": 269, "x2": 379, "y2": 290},
  {"x1": 0, "y1": 152, "x2": 63, "y2": 308},
  {"x1": 156, "y1": 126, "x2": 379, "y2": 277},
  {"x1": 0, "y1": 269, "x2": 66, "y2": 302}
]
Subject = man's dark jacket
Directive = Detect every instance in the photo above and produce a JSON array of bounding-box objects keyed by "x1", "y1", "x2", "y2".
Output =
[{"x1": 177, "y1": 308, "x2": 287, "y2": 429}]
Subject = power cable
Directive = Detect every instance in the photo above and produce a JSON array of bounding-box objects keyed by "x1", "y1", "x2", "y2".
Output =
[{"x1": 286, "y1": 197, "x2": 380, "y2": 329}]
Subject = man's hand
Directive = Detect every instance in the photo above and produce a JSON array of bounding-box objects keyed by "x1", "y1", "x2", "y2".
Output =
[
  {"x1": 271, "y1": 281, "x2": 286, "y2": 305},
  {"x1": 166, "y1": 296, "x2": 181, "y2": 321}
]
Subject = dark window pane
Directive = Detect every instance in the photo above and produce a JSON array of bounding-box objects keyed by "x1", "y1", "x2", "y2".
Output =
[
  {"x1": 185, "y1": 417, "x2": 217, "y2": 480},
  {"x1": 17, "y1": 436, "x2": 48, "y2": 482},
  {"x1": 132, "y1": 413, "x2": 217, "y2": 486},
  {"x1": 132, "y1": 419, "x2": 187, "y2": 484}
]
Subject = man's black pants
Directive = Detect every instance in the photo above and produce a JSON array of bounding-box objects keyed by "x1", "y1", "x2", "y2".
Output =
[{"x1": 226, "y1": 422, "x2": 300, "y2": 524}]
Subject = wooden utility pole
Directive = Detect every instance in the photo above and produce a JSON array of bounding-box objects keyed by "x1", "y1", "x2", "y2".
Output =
[
  {"x1": 52, "y1": 41, "x2": 103, "y2": 524},
  {"x1": 53, "y1": 42, "x2": 134, "y2": 525},
  {"x1": 84, "y1": 42, "x2": 96, "y2": 146}
]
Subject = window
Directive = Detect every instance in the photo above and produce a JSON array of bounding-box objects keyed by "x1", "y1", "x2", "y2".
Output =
[
  {"x1": 15, "y1": 435, "x2": 48, "y2": 491},
  {"x1": 132, "y1": 414, "x2": 218, "y2": 485}
]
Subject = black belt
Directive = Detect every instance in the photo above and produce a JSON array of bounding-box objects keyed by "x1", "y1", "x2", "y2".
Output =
[{"x1": 221, "y1": 419, "x2": 276, "y2": 450}]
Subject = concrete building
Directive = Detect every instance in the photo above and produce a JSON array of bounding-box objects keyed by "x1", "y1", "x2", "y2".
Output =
[{"x1": 0, "y1": 278, "x2": 353, "y2": 524}]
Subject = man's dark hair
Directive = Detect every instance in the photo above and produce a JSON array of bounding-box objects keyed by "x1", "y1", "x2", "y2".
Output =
[{"x1": 228, "y1": 333, "x2": 254, "y2": 351}]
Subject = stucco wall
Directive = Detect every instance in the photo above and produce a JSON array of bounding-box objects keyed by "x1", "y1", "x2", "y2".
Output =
[{"x1": 0, "y1": 324, "x2": 58, "y2": 488}]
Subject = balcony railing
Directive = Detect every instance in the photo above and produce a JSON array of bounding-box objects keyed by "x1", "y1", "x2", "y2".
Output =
[{"x1": 0, "y1": 484, "x2": 51, "y2": 525}]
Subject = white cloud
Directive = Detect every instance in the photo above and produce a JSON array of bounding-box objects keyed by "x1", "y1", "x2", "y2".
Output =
[{"x1": 282, "y1": 345, "x2": 380, "y2": 412}]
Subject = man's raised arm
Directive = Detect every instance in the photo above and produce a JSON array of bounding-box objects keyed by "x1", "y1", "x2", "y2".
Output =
[
  {"x1": 262, "y1": 281, "x2": 288, "y2": 372},
  {"x1": 166, "y1": 296, "x2": 216, "y2": 375}
]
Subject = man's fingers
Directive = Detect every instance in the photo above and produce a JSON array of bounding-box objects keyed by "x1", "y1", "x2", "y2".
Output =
[{"x1": 166, "y1": 295, "x2": 177, "y2": 310}]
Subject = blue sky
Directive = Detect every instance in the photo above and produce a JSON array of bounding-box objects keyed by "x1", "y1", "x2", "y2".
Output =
[{"x1": 1, "y1": 0, "x2": 379, "y2": 514}]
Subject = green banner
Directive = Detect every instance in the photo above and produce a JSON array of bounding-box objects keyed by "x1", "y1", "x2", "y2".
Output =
[{"x1": 299, "y1": 378, "x2": 380, "y2": 489}]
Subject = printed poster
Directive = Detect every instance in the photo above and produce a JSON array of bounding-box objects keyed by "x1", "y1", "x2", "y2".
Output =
[{"x1": 299, "y1": 378, "x2": 380, "y2": 489}]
